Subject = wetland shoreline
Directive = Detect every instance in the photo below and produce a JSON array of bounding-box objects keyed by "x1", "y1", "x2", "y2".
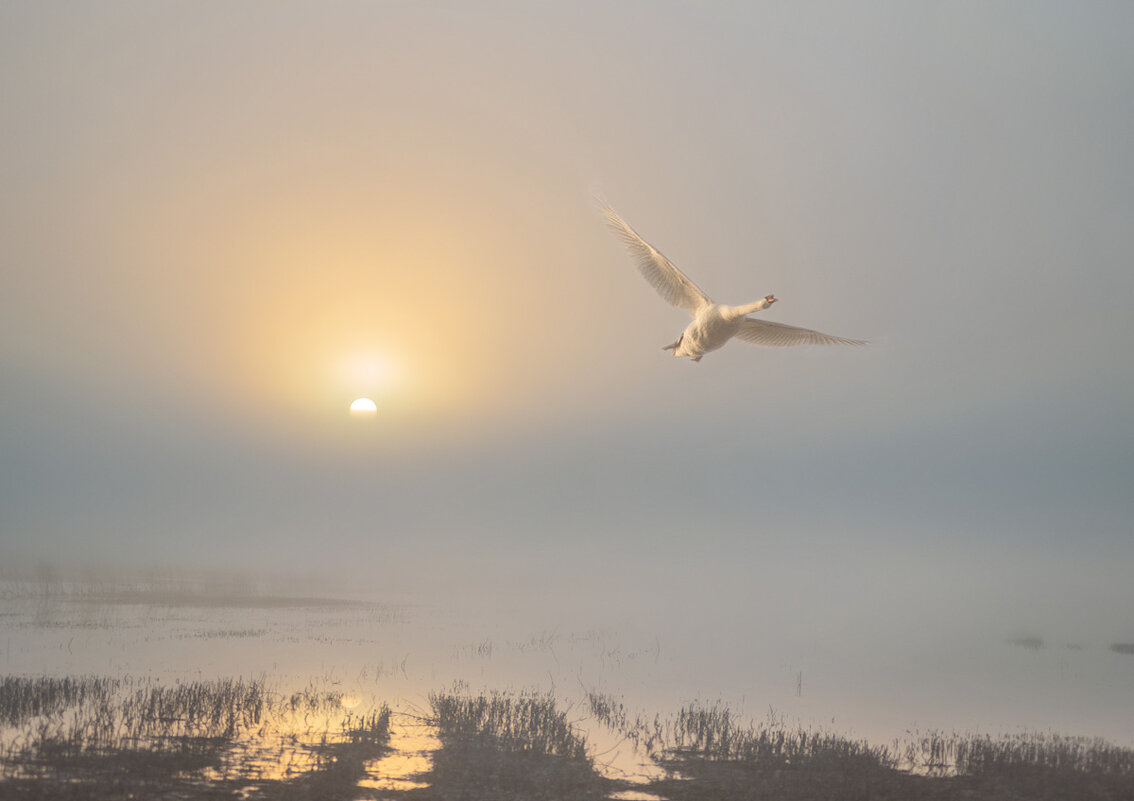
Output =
[
  {"x1": 3, "y1": 575, "x2": 1133, "y2": 799},
  {"x1": 3, "y1": 674, "x2": 1134, "y2": 800}
]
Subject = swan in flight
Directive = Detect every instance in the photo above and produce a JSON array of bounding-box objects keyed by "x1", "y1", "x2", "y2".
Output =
[{"x1": 601, "y1": 204, "x2": 864, "y2": 361}]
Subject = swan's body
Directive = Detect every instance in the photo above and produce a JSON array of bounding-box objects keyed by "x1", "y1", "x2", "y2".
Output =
[{"x1": 601, "y1": 204, "x2": 864, "y2": 360}]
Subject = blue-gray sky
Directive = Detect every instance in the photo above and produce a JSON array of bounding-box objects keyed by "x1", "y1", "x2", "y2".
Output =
[{"x1": 3, "y1": 1, "x2": 1133, "y2": 645}]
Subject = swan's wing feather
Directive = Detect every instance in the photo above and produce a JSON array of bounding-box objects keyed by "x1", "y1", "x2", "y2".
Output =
[
  {"x1": 736, "y1": 318, "x2": 865, "y2": 347},
  {"x1": 601, "y1": 205, "x2": 710, "y2": 313}
]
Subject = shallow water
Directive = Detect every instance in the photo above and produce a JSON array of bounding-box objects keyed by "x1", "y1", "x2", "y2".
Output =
[{"x1": 1, "y1": 574, "x2": 1131, "y2": 761}]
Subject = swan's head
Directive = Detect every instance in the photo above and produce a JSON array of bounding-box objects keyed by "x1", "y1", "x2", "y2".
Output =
[{"x1": 764, "y1": 294, "x2": 777, "y2": 305}]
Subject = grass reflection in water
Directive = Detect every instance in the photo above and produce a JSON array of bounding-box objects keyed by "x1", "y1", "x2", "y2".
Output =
[
  {"x1": 0, "y1": 674, "x2": 389, "y2": 799},
  {"x1": 4, "y1": 676, "x2": 1134, "y2": 800}
]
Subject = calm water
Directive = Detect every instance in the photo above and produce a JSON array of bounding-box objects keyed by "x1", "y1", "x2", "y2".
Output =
[{"x1": 2, "y1": 574, "x2": 1131, "y2": 760}]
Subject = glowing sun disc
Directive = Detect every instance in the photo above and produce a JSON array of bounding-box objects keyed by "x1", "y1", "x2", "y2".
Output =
[{"x1": 349, "y1": 397, "x2": 378, "y2": 417}]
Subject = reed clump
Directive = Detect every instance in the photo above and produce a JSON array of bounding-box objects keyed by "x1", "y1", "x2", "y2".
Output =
[
  {"x1": 588, "y1": 692, "x2": 886, "y2": 769},
  {"x1": 670, "y1": 701, "x2": 891, "y2": 768},
  {"x1": 426, "y1": 687, "x2": 613, "y2": 800},
  {"x1": 430, "y1": 688, "x2": 585, "y2": 759}
]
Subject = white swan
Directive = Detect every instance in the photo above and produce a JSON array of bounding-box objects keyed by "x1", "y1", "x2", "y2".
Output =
[{"x1": 601, "y1": 204, "x2": 864, "y2": 361}]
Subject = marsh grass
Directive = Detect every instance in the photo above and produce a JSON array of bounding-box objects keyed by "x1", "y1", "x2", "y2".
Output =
[
  {"x1": 430, "y1": 687, "x2": 585, "y2": 759},
  {"x1": 588, "y1": 692, "x2": 1134, "y2": 801},
  {"x1": 617, "y1": 697, "x2": 897, "y2": 801},
  {"x1": 417, "y1": 687, "x2": 616, "y2": 800},
  {"x1": 912, "y1": 730, "x2": 1134, "y2": 778},
  {"x1": 0, "y1": 676, "x2": 117, "y2": 727},
  {"x1": 6, "y1": 675, "x2": 1134, "y2": 800},
  {"x1": 0, "y1": 674, "x2": 390, "y2": 800},
  {"x1": 671, "y1": 703, "x2": 860, "y2": 763},
  {"x1": 1, "y1": 676, "x2": 267, "y2": 764}
]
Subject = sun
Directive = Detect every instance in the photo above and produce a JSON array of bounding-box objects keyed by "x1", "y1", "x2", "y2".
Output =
[{"x1": 349, "y1": 397, "x2": 378, "y2": 418}]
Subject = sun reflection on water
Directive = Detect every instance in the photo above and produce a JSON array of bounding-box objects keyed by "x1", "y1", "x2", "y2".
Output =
[
  {"x1": 357, "y1": 712, "x2": 439, "y2": 792},
  {"x1": 194, "y1": 686, "x2": 388, "y2": 786}
]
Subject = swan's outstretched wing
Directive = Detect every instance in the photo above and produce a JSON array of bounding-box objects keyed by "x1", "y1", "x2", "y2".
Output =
[
  {"x1": 601, "y1": 205, "x2": 711, "y2": 313},
  {"x1": 736, "y1": 318, "x2": 865, "y2": 347}
]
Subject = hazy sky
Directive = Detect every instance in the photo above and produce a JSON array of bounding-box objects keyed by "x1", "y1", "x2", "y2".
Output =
[{"x1": 3, "y1": 2, "x2": 1133, "y2": 644}]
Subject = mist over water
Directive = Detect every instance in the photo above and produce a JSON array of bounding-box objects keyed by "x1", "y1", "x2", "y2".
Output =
[
  {"x1": 3, "y1": 3, "x2": 1134, "y2": 790},
  {"x1": 3, "y1": 559, "x2": 1132, "y2": 752}
]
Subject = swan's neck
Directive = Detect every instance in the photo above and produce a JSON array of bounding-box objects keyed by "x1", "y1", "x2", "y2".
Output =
[{"x1": 724, "y1": 298, "x2": 773, "y2": 319}]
